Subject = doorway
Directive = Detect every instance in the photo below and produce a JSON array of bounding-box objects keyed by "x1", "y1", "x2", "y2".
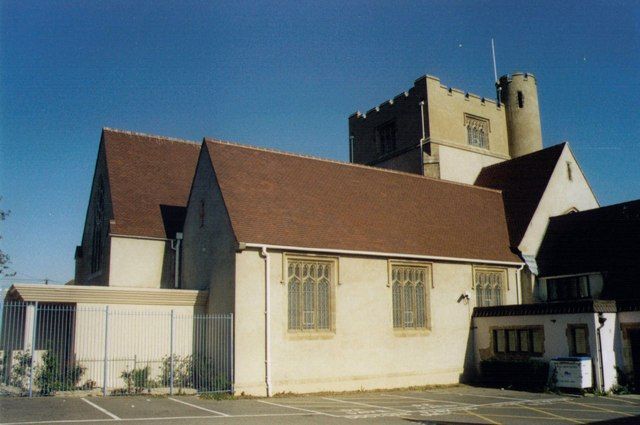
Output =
[{"x1": 629, "y1": 329, "x2": 640, "y2": 391}]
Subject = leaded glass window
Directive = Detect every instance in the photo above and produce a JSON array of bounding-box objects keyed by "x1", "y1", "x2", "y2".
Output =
[
  {"x1": 391, "y1": 265, "x2": 429, "y2": 329},
  {"x1": 475, "y1": 269, "x2": 505, "y2": 307},
  {"x1": 287, "y1": 259, "x2": 332, "y2": 331},
  {"x1": 465, "y1": 114, "x2": 490, "y2": 149}
]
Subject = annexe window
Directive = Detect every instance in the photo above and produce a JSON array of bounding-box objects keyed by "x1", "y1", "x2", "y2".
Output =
[
  {"x1": 546, "y1": 275, "x2": 591, "y2": 301},
  {"x1": 287, "y1": 259, "x2": 332, "y2": 331},
  {"x1": 493, "y1": 327, "x2": 544, "y2": 356},
  {"x1": 568, "y1": 324, "x2": 590, "y2": 356},
  {"x1": 391, "y1": 264, "x2": 429, "y2": 329},
  {"x1": 475, "y1": 269, "x2": 506, "y2": 307},
  {"x1": 91, "y1": 178, "x2": 105, "y2": 273},
  {"x1": 465, "y1": 114, "x2": 490, "y2": 149}
]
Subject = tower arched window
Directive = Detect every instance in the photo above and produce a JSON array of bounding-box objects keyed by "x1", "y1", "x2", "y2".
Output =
[{"x1": 465, "y1": 114, "x2": 490, "y2": 149}]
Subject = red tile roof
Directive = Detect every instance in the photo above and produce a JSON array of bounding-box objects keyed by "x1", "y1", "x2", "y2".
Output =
[
  {"x1": 103, "y1": 128, "x2": 200, "y2": 239},
  {"x1": 205, "y1": 139, "x2": 521, "y2": 263},
  {"x1": 475, "y1": 143, "x2": 566, "y2": 247}
]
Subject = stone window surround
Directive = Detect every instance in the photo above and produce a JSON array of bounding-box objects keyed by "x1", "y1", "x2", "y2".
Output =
[
  {"x1": 388, "y1": 260, "x2": 433, "y2": 335},
  {"x1": 472, "y1": 266, "x2": 509, "y2": 308},
  {"x1": 282, "y1": 253, "x2": 338, "y2": 339}
]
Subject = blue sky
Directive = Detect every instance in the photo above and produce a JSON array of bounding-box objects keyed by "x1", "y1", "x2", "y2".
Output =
[{"x1": 1, "y1": 0, "x2": 638, "y2": 285}]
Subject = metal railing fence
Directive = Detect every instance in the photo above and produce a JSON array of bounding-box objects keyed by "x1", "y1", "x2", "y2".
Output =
[{"x1": 0, "y1": 302, "x2": 233, "y2": 397}]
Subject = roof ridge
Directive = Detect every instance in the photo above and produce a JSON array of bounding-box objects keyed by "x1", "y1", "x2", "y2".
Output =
[
  {"x1": 204, "y1": 137, "x2": 503, "y2": 194},
  {"x1": 103, "y1": 127, "x2": 199, "y2": 147}
]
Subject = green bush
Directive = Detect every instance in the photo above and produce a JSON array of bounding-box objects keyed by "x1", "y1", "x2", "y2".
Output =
[
  {"x1": 10, "y1": 351, "x2": 32, "y2": 391},
  {"x1": 121, "y1": 366, "x2": 154, "y2": 394},
  {"x1": 480, "y1": 359, "x2": 550, "y2": 392},
  {"x1": 35, "y1": 350, "x2": 86, "y2": 395}
]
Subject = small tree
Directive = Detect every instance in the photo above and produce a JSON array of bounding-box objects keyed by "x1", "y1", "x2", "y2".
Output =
[{"x1": 0, "y1": 197, "x2": 16, "y2": 277}]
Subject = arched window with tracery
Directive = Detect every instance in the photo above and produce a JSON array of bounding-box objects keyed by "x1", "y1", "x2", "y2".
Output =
[
  {"x1": 475, "y1": 269, "x2": 506, "y2": 307},
  {"x1": 287, "y1": 258, "x2": 333, "y2": 332},
  {"x1": 391, "y1": 264, "x2": 430, "y2": 329},
  {"x1": 465, "y1": 114, "x2": 490, "y2": 149}
]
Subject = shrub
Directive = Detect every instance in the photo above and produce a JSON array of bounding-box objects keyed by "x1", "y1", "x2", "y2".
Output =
[
  {"x1": 480, "y1": 358, "x2": 550, "y2": 392},
  {"x1": 10, "y1": 351, "x2": 32, "y2": 391},
  {"x1": 160, "y1": 355, "x2": 193, "y2": 390},
  {"x1": 121, "y1": 366, "x2": 153, "y2": 394},
  {"x1": 35, "y1": 350, "x2": 86, "y2": 395}
]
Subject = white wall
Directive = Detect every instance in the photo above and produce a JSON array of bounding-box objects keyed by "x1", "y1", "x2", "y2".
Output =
[
  {"x1": 439, "y1": 144, "x2": 505, "y2": 185},
  {"x1": 474, "y1": 312, "x2": 619, "y2": 391},
  {"x1": 519, "y1": 145, "x2": 599, "y2": 257},
  {"x1": 109, "y1": 237, "x2": 173, "y2": 288},
  {"x1": 234, "y1": 248, "x2": 519, "y2": 396}
]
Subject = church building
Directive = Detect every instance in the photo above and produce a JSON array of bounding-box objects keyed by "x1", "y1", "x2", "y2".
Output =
[{"x1": 5, "y1": 70, "x2": 639, "y2": 396}]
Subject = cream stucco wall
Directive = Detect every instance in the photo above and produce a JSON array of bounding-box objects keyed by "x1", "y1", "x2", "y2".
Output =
[
  {"x1": 519, "y1": 145, "x2": 599, "y2": 257},
  {"x1": 474, "y1": 312, "x2": 619, "y2": 391},
  {"x1": 438, "y1": 144, "x2": 506, "y2": 185},
  {"x1": 426, "y1": 76, "x2": 510, "y2": 159},
  {"x1": 233, "y1": 248, "x2": 519, "y2": 396},
  {"x1": 108, "y1": 237, "x2": 174, "y2": 288}
]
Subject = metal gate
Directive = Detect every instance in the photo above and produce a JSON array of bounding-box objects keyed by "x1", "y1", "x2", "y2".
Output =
[{"x1": 0, "y1": 302, "x2": 233, "y2": 397}]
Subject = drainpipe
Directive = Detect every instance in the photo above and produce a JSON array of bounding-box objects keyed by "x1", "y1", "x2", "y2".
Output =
[
  {"x1": 260, "y1": 246, "x2": 272, "y2": 397},
  {"x1": 596, "y1": 313, "x2": 607, "y2": 392},
  {"x1": 349, "y1": 135, "x2": 354, "y2": 163},
  {"x1": 170, "y1": 232, "x2": 183, "y2": 288},
  {"x1": 419, "y1": 101, "x2": 426, "y2": 175},
  {"x1": 515, "y1": 264, "x2": 524, "y2": 304}
]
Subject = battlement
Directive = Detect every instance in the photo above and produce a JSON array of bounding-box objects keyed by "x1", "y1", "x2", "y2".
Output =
[
  {"x1": 350, "y1": 90, "x2": 411, "y2": 121},
  {"x1": 419, "y1": 75, "x2": 501, "y2": 108}
]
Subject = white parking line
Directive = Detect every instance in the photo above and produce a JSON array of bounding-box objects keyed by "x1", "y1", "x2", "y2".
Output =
[
  {"x1": 168, "y1": 397, "x2": 229, "y2": 416},
  {"x1": 381, "y1": 393, "x2": 471, "y2": 405},
  {"x1": 80, "y1": 398, "x2": 121, "y2": 420},
  {"x1": 0, "y1": 412, "x2": 313, "y2": 425},
  {"x1": 322, "y1": 396, "x2": 410, "y2": 413},
  {"x1": 256, "y1": 399, "x2": 339, "y2": 418}
]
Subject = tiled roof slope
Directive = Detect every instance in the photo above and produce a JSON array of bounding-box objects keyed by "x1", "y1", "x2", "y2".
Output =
[
  {"x1": 475, "y1": 143, "x2": 566, "y2": 247},
  {"x1": 205, "y1": 140, "x2": 521, "y2": 263},
  {"x1": 536, "y1": 200, "x2": 640, "y2": 299},
  {"x1": 103, "y1": 128, "x2": 201, "y2": 238}
]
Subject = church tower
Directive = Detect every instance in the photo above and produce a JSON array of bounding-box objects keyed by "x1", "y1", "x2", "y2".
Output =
[{"x1": 499, "y1": 72, "x2": 543, "y2": 158}]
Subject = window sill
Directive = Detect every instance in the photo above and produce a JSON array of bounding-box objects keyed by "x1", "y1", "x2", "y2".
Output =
[
  {"x1": 286, "y1": 331, "x2": 335, "y2": 341},
  {"x1": 393, "y1": 328, "x2": 431, "y2": 337}
]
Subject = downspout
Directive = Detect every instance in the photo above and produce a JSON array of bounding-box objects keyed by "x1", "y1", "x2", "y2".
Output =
[
  {"x1": 170, "y1": 232, "x2": 183, "y2": 289},
  {"x1": 260, "y1": 246, "x2": 272, "y2": 397},
  {"x1": 349, "y1": 135, "x2": 354, "y2": 163},
  {"x1": 419, "y1": 101, "x2": 426, "y2": 175},
  {"x1": 596, "y1": 313, "x2": 607, "y2": 392},
  {"x1": 515, "y1": 264, "x2": 524, "y2": 304}
]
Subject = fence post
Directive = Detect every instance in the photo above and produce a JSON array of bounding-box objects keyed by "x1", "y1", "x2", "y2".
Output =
[
  {"x1": 169, "y1": 309, "x2": 174, "y2": 395},
  {"x1": 102, "y1": 306, "x2": 109, "y2": 397},
  {"x1": 28, "y1": 302, "x2": 38, "y2": 398},
  {"x1": 229, "y1": 313, "x2": 234, "y2": 395}
]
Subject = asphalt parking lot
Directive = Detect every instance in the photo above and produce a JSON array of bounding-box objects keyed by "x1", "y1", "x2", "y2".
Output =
[{"x1": 1, "y1": 386, "x2": 640, "y2": 424}]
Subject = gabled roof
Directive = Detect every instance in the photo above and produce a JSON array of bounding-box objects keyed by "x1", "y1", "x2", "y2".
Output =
[
  {"x1": 536, "y1": 200, "x2": 640, "y2": 294},
  {"x1": 103, "y1": 128, "x2": 200, "y2": 239},
  {"x1": 475, "y1": 143, "x2": 566, "y2": 247},
  {"x1": 204, "y1": 139, "x2": 521, "y2": 264}
]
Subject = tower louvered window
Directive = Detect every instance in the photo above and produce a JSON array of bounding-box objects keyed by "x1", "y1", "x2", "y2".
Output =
[
  {"x1": 475, "y1": 269, "x2": 505, "y2": 307},
  {"x1": 465, "y1": 114, "x2": 490, "y2": 149},
  {"x1": 287, "y1": 259, "x2": 332, "y2": 331},
  {"x1": 391, "y1": 265, "x2": 429, "y2": 329}
]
